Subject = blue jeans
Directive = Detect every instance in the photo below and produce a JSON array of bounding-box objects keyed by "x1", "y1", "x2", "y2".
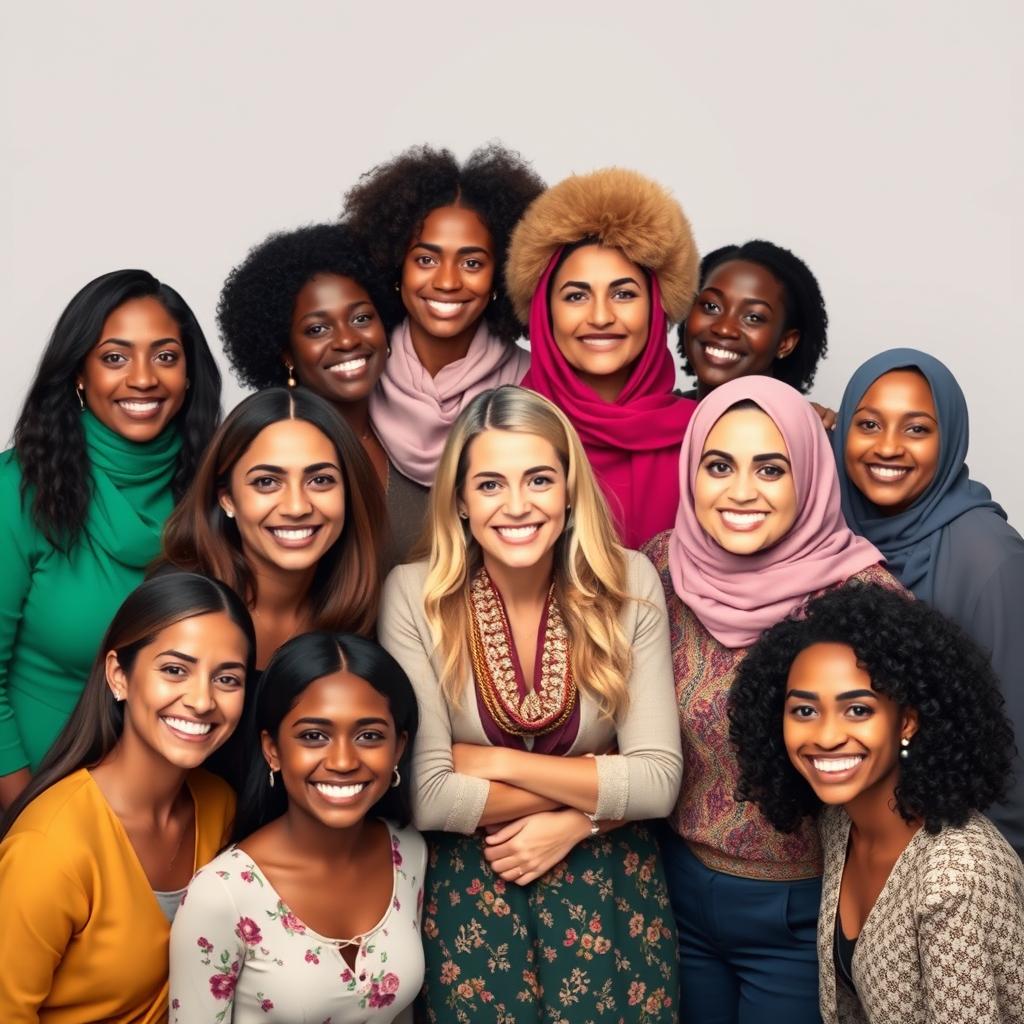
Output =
[{"x1": 661, "y1": 829, "x2": 822, "y2": 1024}]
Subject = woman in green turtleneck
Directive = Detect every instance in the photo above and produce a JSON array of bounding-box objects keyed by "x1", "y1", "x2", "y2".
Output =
[{"x1": 0, "y1": 270, "x2": 221, "y2": 809}]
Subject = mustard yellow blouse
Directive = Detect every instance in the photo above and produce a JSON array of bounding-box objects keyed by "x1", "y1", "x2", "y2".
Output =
[{"x1": 0, "y1": 767, "x2": 234, "y2": 1023}]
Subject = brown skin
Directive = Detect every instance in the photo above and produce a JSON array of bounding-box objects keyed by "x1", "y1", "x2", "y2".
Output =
[
  {"x1": 286, "y1": 274, "x2": 390, "y2": 484},
  {"x1": 550, "y1": 245, "x2": 650, "y2": 403},
  {"x1": 401, "y1": 205, "x2": 495, "y2": 376},
  {"x1": 76, "y1": 296, "x2": 189, "y2": 442},
  {"x1": 783, "y1": 642, "x2": 919, "y2": 935},
  {"x1": 843, "y1": 370, "x2": 941, "y2": 516},
  {"x1": 94, "y1": 611, "x2": 248, "y2": 890},
  {"x1": 243, "y1": 671, "x2": 407, "y2": 967}
]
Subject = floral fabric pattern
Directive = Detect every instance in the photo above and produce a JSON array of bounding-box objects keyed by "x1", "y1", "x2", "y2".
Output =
[
  {"x1": 420, "y1": 822, "x2": 679, "y2": 1023},
  {"x1": 169, "y1": 822, "x2": 426, "y2": 1023}
]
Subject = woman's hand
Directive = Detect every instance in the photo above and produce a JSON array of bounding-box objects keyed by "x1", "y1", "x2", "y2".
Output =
[
  {"x1": 452, "y1": 742, "x2": 507, "y2": 780},
  {"x1": 483, "y1": 809, "x2": 592, "y2": 886},
  {"x1": 810, "y1": 401, "x2": 837, "y2": 431}
]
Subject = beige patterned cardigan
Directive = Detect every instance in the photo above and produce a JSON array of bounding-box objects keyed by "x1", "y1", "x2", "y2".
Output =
[{"x1": 818, "y1": 806, "x2": 1024, "y2": 1023}]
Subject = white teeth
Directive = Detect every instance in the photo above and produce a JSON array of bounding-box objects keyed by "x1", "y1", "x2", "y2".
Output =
[
  {"x1": 270, "y1": 528, "x2": 315, "y2": 540},
  {"x1": 704, "y1": 345, "x2": 741, "y2": 362},
  {"x1": 314, "y1": 782, "x2": 367, "y2": 799},
  {"x1": 496, "y1": 525, "x2": 540, "y2": 539},
  {"x1": 813, "y1": 756, "x2": 864, "y2": 773},
  {"x1": 328, "y1": 358, "x2": 367, "y2": 373},
  {"x1": 119, "y1": 400, "x2": 160, "y2": 411},
  {"x1": 868, "y1": 466, "x2": 910, "y2": 480},
  {"x1": 163, "y1": 716, "x2": 212, "y2": 736},
  {"x1": 426, "y1": 300, "x2": 465, "y2": 314},
  {"x1": 721, "y1": 510, "x2": 768, "y2": 525}
]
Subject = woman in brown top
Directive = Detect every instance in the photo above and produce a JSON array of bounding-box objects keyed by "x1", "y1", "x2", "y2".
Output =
[
  {"x1": 730, "y1": 583, "x2": 1024, "y2": 1024},
  {"x1": 642, "y1": 375, "x2": 894, "y2": 1023}
]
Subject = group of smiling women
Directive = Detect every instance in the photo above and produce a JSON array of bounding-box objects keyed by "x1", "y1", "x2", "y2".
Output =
[{"x1": 0, "y1": 144, "x2": 1021, "y2": 1024}]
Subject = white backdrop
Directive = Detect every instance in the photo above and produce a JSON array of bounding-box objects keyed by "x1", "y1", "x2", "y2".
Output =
[{"x1": 3, "y1": 0, "x2": 1021, "y2": 521}]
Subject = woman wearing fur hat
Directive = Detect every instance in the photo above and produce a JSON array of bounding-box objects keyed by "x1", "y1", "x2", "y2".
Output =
[{"x1": 506, "y1": 168, "x2": 699, "y2": 548}]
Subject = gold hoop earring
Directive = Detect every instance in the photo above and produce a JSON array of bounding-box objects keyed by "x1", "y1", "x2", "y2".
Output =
[{"x1": 391, "y1": 766, "x2": 401, "y2": 788}]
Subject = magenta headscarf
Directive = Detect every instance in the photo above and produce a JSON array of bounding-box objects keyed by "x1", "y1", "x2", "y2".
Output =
[
  {"x1": 521, "y1": 251, "x2": 697, "y2": 549},
  {"x1": 668, "y1": 376, "x2": 882, "y2": 648}
]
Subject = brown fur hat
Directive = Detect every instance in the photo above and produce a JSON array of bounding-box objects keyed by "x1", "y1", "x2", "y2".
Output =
[{"x1": 505, "y1": 167, "x2": 698, "y2": 325}]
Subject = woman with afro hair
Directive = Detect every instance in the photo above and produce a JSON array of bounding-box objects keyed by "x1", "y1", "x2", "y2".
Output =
[
  {"x1": 729, "y1": 582, "x2": 1024, "y2": 1024},
  {"x1": 218, "y1": 223, "x2": 426, "y2": 565},
  {"x1": 505, "y1": 167, "x2": 700, "y2": 548},
  {"x1": 677, "y1": 240, "x2": 829, "y2": 401},
  {"x1": 641, "y1": 374, "x2": 898, "y2": 1022},
  {"x1": 342, "y1": 144, "x2": 544, "y2": 488}
]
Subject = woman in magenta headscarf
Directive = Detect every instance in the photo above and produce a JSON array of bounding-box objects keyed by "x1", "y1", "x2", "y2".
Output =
[
  {"x1": 642, "y1": 375, "x2": 902, "y2": 1023},
  {"x1": 505, "y1": 168, "x2": 699, "y2": 548}
]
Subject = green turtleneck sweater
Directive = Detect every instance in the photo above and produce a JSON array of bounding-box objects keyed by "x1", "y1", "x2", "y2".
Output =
[{"x1": 0, "y1": 412, "x2": 182, "y2": 774}]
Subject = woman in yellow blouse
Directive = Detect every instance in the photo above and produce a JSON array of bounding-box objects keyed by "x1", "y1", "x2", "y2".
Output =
[{"x1": 0, "y1": 573, "x2": 254, "y2": 1024}]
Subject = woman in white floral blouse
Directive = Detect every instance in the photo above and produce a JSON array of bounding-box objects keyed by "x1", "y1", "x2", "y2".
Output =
[{"x1": 170, "y1": 632, "x2": 425, "y2": 1023}]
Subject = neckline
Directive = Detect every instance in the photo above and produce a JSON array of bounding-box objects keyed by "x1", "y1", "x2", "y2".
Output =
[{"x1": 233, "y1": 820, "x2": 401, "y2": 948}]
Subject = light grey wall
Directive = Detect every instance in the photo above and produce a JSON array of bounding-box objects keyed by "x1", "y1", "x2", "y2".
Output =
[{"x1": 2, "y1": 0, "x2": 1021, "y2": 521}]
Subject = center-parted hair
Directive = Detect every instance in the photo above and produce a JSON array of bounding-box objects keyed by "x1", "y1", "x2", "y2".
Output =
[
  {"x1": 232, "y1": 632, "x2": 419, "y2": 841},
  {"x1": 728, "y1": 582, "x2": 1015, "y2": 835},
  {"x1": 161, "y1": 387, "x2": 385, "y2": 637},
  {"x1": 342, "y1": 143, "x2": 545, "y2": 344},
  {"x1": 423, "y1": 386, "x2": 632, "y2": 718}
]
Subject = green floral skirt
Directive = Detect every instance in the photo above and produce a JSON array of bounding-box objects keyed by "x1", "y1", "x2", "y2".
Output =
[{"x1": 419, "y1": 822, "x2": 679, "y2": 1024}]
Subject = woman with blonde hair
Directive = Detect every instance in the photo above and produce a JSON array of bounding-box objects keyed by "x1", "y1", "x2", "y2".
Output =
[{"x1": 379, "y1": 385, "x2": 682, "y2": 1022}]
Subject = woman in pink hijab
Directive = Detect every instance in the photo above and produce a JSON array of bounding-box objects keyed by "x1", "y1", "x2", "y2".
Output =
[
  {"x1": 506, "y1": 168, "x2": 700, "y2": 549},
  {"x1": 641, "y1": 375, "x2": 900, "y2": 1023}
]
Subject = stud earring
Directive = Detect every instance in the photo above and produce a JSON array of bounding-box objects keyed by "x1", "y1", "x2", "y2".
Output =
[
  {"x1": 900, "y1": 736, "x2": 911, "y2": 760},
  {"x1": 394, "y1": 282, "x2": 401, "y2": 292},
  {"x1": 458, "y1": 510, "x2": 469, "y2": 520},
  {"x1": 286, "y1": 363, "x2": 297, "y2": 388},
  {"x1": 391, "y1": 766, "x2": 401, "y2": 788},
  {"x1": 75, "y1": 385, "x2": 85, "y2": 411},
  {"x1": 224, "y1": 508, "x2": 235, "y2": 519},
  {"x1": 268, "y1": 767, "x2": 277, "y2": 788},
  {"x1": 491, "y1": 290, "x2": 498, "y2": 302}
]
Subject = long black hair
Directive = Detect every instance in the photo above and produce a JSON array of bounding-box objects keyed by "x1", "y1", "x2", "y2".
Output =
[
  {"x1": 0, "y1": 572, "x2": 256, "y2": 840},
  {"x1": 232, "y1": 632, "x2": 419, "y2": 842},
  {"x1": 13, "y1": 270, "x2": 222, "y2": 549}
]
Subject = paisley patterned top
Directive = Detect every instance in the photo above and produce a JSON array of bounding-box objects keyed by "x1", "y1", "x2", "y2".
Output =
[
  {"x1": 169, "y1": 823, "x2": 426, "y2": 1023},
  {"x1": 644, "y1": 530, "x2": 899, "y2": 880},
  {"x1": 817, "y1": 807, "x2": 1024, "y2": 1024}
]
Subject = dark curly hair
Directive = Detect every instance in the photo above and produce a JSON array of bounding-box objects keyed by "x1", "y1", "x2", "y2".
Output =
[
  {"x1": 342, "y1": 143, "x2": 545, "y2": 344},
  {"x1": 678, "y1": 240, "x2": 828, "y2": 393},
  {"x1": 217, "y1": 223, "x2": 399, "y2": 392},
  {"x1": 13, "y1": 270, "x2": 221, "y2": 550},
  {"x1": 728, "y1": 582, "x2": 1015, "y2": 835}
]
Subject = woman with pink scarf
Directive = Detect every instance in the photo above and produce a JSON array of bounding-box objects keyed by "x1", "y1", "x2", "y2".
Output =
[
  {"x1": 642, "y1": 376, "x2": 902, "y2": 1022},
  {"x1": 505, "y1": 167, "x2": 700, "y2": 549},
  {"x1": 343, "y1": 144, "x2": 544, "y2": 494}
]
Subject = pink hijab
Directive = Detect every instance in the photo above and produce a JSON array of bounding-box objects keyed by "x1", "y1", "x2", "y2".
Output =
[
  {"x1": 521, "y1": 251, "x2": 696, "y2": 549},
  {"x1": 668, "y1": 376, "x2": 882, "y2": 648}
]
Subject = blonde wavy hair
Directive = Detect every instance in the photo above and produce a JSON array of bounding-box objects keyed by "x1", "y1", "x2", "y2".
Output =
[{"x1": 423, "y1": 386, "x2": 632, "y2": 718}]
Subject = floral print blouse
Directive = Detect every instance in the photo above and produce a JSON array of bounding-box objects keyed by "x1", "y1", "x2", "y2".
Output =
[{"x1": 169, "y1": 823, "x2": 426, "y2": 1023}]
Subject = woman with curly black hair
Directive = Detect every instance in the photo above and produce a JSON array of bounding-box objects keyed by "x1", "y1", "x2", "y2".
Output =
[
  {"x1": 641, "y1": 374, "x2": 898, "y2": 1022},
  {"x1": 678, "y1": 240, "x2": 829, "y2": 399},
  {"x1": 0, "y1": 270, "x2": 220, "y2": 809},
  {"x1": 342, "y1": 144, "x2": 543, "y2": 488},
  {"x1": 218, "y1": 223, "x2": 426, "y2": 564},
  {"x1": 729, "y1": 583, "x2": 1024, "y2": 1024}
]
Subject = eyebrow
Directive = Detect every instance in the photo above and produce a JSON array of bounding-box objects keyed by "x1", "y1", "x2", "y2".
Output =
[
  {"x1": 293, "y1": 716, "x2": 332, "y2": 727},
  {"x1": 98, "y1": 337, "x2": 181, "y2": 348},
  {"x1": 245, "y1": 462, "x2": 340, "y2": 475},
  {"x1": 156, "y1": 649, "x2": 198, "y2": 663},
  {"x1": 472, "y1": 471, "x2": 507, "y2": 481},
  {"x1": 786, "y1": 689, "x2": 818, "y2": 700},
  {"x1": 702, "y1": 286, "x2": 773, "y2": 311},
  {"x1": 522, "y1": 464, "x2": 558, "y2": 475},
  {"x1": 785, "y1": 688, "x2": 878, "y2": 701},
  {"x1": 854, "y1": 404, "x2": 938, "y2": 423},
  {"x1": 559, "y1": 276, "x2": 641, "y2": 292},
  {"x1": 300, "y1": 302, "x2": 372, "y2": 321},
  {"x1": 411, "y1": 242, "x2": 490, "y2": 255},
  {"x1": 701, "y1": 449, "x2": 791, "y2": 464}
]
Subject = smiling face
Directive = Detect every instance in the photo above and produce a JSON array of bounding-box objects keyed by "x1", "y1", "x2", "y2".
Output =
[
  {"x1": 262, "y1": 670, "x2": 407, "y2": 830},
  {"x1": 401, "y1": 205, "x2": 495, "y2": 343},
  {"x1": 694, "y1": 406, "x2": 799, "y2": 554},
  {"x1": 784, "y1": 642, "x2": 917, "y2": 808},
  {"x1": 844, "y1": 370, "x2": 941, "y2": 515},
  {"x1": 219, "y1": 418, "x2": 346, "y2": 576},
  {"x1": 458, "y1": 428, "x2": 568, "y2": 576},
  {"x1": 107, "y1": 610, "x2": 248, "y2": 769},
  {"x1": 682, "y1": 260, "x2": 799, "y2": 392},
  {"x1": 76, "y1": 295, "x2": 189, "y2": 441},
  {"x1": 287, "y1": 274, "x2": 388, "y2": 405},
  {"x1": 550, "y1": 244, "x2": 651, "y2": 402}
]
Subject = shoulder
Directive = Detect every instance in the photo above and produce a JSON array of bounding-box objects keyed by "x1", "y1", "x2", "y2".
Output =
[
  {"x1": 844, "y1": 562, "x2": 905, "y2": 593},
  {"x1": 3, "y1": 770, "x2": 96, "y2": 841},
  {"x1": 943, "y1": 508, "x2": 1024, "y2": 582},
  {"x1": 639, "y1": 529, "x2": 672, "y2": 573},
  {"x1": 181, "y1": 846, "x2": 248, "y2": 906},
  {"x1": 623, "y1": 547, "x2": 663, "y2": 596},
  {"x1": 389, "y1": 822, "x2": 427, "y2": 875},
  {"x1": 383, "y1": 560, "x2": 429, "y2": 601},
  {"x1": 0, "y1": 449, "x2": 36, "y2": 531},
  {"x1": 817, "y1": 805, "x2": 850, "y2": 852}
]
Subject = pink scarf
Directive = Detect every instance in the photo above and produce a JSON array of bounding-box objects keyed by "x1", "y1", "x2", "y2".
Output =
[
  {"x1": 370, "y1": 318, "x2": 530, "y2": 486},
  {"x1": 521, "y1": 252, "x2": 697, "y2": 549},
  {"x1": 669, "y1": 376, "x2": 883, "y2": 648}
]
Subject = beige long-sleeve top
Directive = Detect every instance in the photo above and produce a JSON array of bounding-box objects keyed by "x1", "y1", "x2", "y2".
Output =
[
  {"x1": 818, "y1": 806, "x2": 1024, "y2": 1024},
  {"x1": 378, "y1": 551, "x2": 683, "y2": 834}
]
